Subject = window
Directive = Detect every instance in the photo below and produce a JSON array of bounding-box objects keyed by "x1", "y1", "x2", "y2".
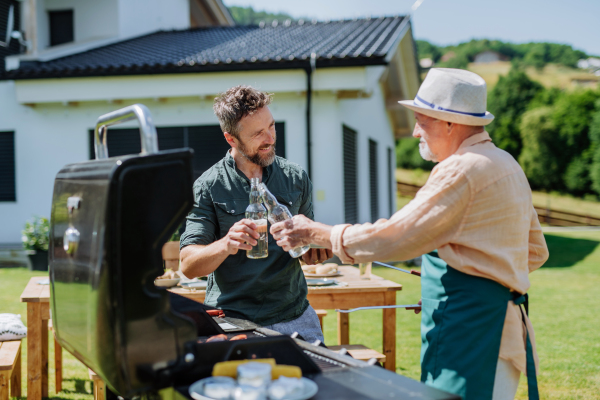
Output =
[
  {"x1": 89, "y1": 123, "x2": 285, "y2": 180},
  {"x1": 49, "y1": 10, "x2": 74, "y2": 46},
  {"x1": 387, "y1": 147, "x2": 394, "y2": 216},
  {"x1": 369, "y1": 139, "x2": 378, "y2": 222},
  {"x1": 0, "y1": 131, "x2": 16, "y2": 202},
  {"x1": 343, "y1": 125, "x2": 358, "y2": 224}
]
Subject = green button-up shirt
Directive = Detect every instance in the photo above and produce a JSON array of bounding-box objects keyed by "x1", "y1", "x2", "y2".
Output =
[{"x1": 180, "y1": 151, "x2": 313, "y2": 326}]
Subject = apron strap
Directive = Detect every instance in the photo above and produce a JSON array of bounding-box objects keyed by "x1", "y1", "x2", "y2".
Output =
[{"x1": 513, "y1": 293, "x2": 539, "y2": 400}]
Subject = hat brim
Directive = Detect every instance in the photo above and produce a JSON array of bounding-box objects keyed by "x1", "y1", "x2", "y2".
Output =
[{"x1": 398, "y1": 100, "x2": 495, "y2": 126}]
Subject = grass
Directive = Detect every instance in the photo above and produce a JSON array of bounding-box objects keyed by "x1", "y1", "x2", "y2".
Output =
[
  {"x1": 0, "y1": 268, "x2": 94, "y2": 400},
  {"x1": 396, "y1": 168, "x2": 600, "y2": 218},
  {"x1": 2, "y1": 230, "x2": 599, "y2": 399}
]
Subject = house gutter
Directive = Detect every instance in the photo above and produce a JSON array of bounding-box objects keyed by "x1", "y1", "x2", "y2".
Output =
[{"x1": 305, "y1": 53, "x2": 317, "y2": 180}]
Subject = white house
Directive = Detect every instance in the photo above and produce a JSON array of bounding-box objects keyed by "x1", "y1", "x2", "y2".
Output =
[{"x1": 0, "y1": 0, "x2": 420, "y2": 247}]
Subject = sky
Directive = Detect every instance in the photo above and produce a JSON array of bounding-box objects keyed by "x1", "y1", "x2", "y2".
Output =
[{"x1": 223, "y1": 0, "x2": 600, "y2": 56}]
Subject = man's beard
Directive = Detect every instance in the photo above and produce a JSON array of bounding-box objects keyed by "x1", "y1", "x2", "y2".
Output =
[
  {"x1": 419, "y1": 139, "x2": 438, "y2": 163},
  {"x1": 238, "y1": 139, "x2": 276, "y2": 167}
]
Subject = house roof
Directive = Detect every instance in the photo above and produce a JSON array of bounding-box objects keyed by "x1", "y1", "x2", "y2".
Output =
[{"x1": 5, "y1": 16, "x2": 410, "y2": 80}]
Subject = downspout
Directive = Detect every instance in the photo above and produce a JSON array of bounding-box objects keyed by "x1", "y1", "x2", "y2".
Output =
[{"x1": 305, "y1": 52, "x2": 316, "y2": 180}]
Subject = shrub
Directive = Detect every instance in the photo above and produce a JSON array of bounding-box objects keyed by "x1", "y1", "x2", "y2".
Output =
[
  {"x1": 396, "y1": 137, "x2": 435, "y2": 171},
  {"x1": 22, "y1": 216, "x2": 50, "y2": 251}
]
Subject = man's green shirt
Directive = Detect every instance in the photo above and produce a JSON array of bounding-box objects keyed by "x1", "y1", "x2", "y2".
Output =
[{"x1": 180, "y1": 151, "x2": 312, "y2": 326}]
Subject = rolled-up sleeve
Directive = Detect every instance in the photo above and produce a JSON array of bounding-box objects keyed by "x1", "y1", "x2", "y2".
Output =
[
  {"x1": 330, "y1": 167, "x2": 471, "y2": 264},
  {"x1": 180, "y1": 181, "x2": 218, "y2": 249}
]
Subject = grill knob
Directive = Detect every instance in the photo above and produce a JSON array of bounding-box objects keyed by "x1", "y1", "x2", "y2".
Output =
[{"x1": 63, "y1": 226, "x2": 80, "y2": 255}]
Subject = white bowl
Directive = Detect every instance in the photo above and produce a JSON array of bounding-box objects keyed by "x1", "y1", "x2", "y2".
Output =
[{"x1": 154, "y1": 278, "x2": 180, "y2": 288}]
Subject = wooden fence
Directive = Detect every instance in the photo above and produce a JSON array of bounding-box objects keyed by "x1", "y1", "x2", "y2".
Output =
[{"x1": 397, "y1": 181, "x2": 600, "y2": 227}]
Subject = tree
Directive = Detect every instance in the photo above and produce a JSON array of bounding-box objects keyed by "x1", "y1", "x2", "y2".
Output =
[
  {"x1": 228, "y1": 6, "x2": 297, "y2": 25},
  {"x1": 587, "y1": 100, "x2": 600, "y2": 195},
  {"x1": 487, "y1": 67, "x2": 543, "y2": 159},
  {"x1": 519, "y1": 107, "x2": 562, "y2": 190}
]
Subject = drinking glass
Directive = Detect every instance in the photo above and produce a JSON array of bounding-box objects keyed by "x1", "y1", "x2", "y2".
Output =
[{"x1": 358, "y1": 262, "x2": 372, "y2": 280}]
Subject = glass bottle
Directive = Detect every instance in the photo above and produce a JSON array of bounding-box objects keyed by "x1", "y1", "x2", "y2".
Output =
[
  {"x1": 245, "y1": 178, "x2": 268, "y2": 259},
  {"x1": 259, "y1": 183, "x2": 310, "y2": 258}
]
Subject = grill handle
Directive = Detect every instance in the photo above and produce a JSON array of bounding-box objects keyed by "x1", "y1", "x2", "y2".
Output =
[{"x1": 94, "y1": 104, "x2": 159, "y2": 159}]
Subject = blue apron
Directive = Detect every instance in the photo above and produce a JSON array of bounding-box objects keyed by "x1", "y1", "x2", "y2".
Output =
[{"x1": 420, "y1": 252, "x2": 539, "y2": 400}]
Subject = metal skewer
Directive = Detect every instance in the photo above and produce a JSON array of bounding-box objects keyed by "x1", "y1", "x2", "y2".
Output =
[
  {"x1": 336, "y1": 304, "x2": 422, "y2": 313},
  {"x1": 374, "y1": 261, "x2": 421, "y2": 277}
]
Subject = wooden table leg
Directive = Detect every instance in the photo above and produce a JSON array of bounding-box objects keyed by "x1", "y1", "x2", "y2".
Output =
[
  {"x1": 11, "y1": 345, "x2": 21, "y2": 398},
  {"x1": 42, "y1": 319, "x2": 48, "y2": 397},
  {"x1": 382, "y1": 291, "x2": 396, "y2": 372},
  {"x1": 27, "y1": 303, "x2": 42, "y2": 400},
  {"x1": 337, "y1": 312, "x2": 349, "y2": 345},
  {"x1": 54, "y1": 337, "x2": 62, "y2": 393}
]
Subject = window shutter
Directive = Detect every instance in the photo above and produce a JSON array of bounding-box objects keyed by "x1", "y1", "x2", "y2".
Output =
[
  {"x1": 343, "y1": 125, "x2": 358, "y2": 224},
  {"x1": 369, "y1": 139, "x2": 378, "y2": 222},
  {"x1": 0, "y1": 131, "x2": 16, "y2": 202}
]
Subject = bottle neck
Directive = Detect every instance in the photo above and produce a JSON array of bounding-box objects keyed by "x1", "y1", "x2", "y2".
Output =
[
  {"x1": 259, "y1": 184, "x2": 279, "y2": 210},
  {"x1": 249, "y1": 182, "x2": 262, "y2": 204}
]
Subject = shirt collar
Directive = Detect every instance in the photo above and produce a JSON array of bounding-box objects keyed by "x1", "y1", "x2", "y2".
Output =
[
  {"x1": 458, "y1": 131, "x2": 492, "y2": 150},
  {"x1": 224, "y1": 149, "x2": 272, "y2": 182}
]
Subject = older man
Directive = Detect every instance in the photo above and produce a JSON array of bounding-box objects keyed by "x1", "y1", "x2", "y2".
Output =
[
  {"x1": 271, "y1": 68, "x2": 548, "y2": 400},
  {"x1": 180, "y1": 85, "x2": 331, "y2": 343}
]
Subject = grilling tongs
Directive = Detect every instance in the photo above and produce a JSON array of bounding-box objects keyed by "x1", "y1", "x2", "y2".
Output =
[
  {"x1": 374, "y1": 261, "x2": 421, "y2": 276},
  {"x1": 336, "y1": 261, "x2": 422, "y2": 313}
]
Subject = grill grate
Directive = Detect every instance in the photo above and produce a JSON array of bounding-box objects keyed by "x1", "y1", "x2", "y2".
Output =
[{"x1": 303, "y1": 350, "x2": 347, "y2": 370}]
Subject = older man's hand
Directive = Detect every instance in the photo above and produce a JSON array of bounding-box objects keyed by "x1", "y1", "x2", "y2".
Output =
[
  {"x1": 270, "y1": 214, "x2": 315, "y2": 252},
  {"x1": 302, "y1": 248, "x2": 334, "y2": 265}
]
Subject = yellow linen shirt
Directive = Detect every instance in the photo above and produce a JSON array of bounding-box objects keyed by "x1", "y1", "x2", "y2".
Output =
[{"x1": 331, "y1": 131, "x2": 549, "y2": 374}]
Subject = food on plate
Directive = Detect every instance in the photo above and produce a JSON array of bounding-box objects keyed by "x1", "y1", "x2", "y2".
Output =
[
  {"x1": 206, "y1": 334, "x2": 228, "y2": 342},
  {"x1": 271, "y1": 365, "x2": 302, "y2": 379},
  {"x1": 212, "y1": 359, "x2": 276, "y2": 378},
  {"x1": 268, "y1": 376, "x2": 304, "y2": 399},
  {"x1": 229, "y1": 334, "x2": 247, "y2": 341},
  {"x1": 301, "y1": 264, "x2": 316, "y2": 274},
  {"x1": 316, "y1": 263, "x2": 338, "y2": 275},
  {"x1": 156, "y1": 268, "x2": 177, "y2": 280}
]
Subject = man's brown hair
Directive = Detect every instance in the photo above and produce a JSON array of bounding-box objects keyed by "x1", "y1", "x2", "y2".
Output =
[{"x1": 213, "y1": 85, "x2": 272, "y2": 139}]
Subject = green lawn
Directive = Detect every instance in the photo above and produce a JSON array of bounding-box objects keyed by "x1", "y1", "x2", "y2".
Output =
[
  {"x1": 2, "y1": 230, "x2": 599, "y2": 399},
  {"x1": 0, "y1": 268, "x2": 94, "y2": 400}
]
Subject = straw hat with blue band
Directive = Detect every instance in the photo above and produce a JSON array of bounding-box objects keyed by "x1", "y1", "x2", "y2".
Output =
[{"x1": 398, "y1": 68, "x2": 495, "y2": 126}]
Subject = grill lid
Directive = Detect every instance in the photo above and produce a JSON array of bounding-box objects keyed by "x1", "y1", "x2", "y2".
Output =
[{"x1": 50, "y1": 104, "x2": 196, "y2": 396}]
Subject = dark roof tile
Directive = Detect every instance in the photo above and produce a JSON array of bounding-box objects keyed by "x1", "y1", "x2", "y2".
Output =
[{"x1": 6, "y1": 16, "x2": 409, "y2": 79}]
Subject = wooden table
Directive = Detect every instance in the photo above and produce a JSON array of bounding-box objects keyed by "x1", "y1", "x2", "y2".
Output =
[
  {"x1": 170, "y1": 266, "x2": 403, "y2": 371},
  {"x1": 20, "y1": 276, "x2": 50, "y2": 400}
]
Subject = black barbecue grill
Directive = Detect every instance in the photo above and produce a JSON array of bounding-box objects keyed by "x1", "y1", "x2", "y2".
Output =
[{"x1": 49, "y1": 104, "x2": 460, "y2": 400}]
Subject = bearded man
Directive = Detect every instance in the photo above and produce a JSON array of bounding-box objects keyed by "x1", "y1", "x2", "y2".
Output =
[
  {"x1": 270, "y1": 69, "x2": 548, "y2": 399},
  {"x1": 180, "y1": 85, "x2": 330, "y2": 343}
]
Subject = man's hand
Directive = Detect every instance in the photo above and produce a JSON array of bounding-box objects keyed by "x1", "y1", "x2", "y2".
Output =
[
  {"x1": 302, "y1": 248, "x2": 334, "y2": 265},
  {"x1": 224, "y1": 219, "x2": 259, "y2": 255},
  {"x1": 270, "y1": 214, "x2": 316, "y2": 251},
  {"x1": 414, "y1": 299, "x2": 422, "y2": 314}
]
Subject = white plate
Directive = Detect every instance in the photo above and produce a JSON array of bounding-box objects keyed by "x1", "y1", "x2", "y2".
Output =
[
  {"x1": 180, "y1": 280, "x2": 208, "y2": 289},
  {"x1": 304, "y1": 271, "x2": 341, "y2": 278},
  {"x1": 189, "y1": 377, "x2": 318, "y2": 400},
  {"x1": 154, "y1": 278, "x2": 180, "y2": 288}
]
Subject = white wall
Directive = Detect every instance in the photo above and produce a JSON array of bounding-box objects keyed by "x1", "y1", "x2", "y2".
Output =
[{"x1": 118, "y1": 0, "x2": 190, "y2": 39}]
